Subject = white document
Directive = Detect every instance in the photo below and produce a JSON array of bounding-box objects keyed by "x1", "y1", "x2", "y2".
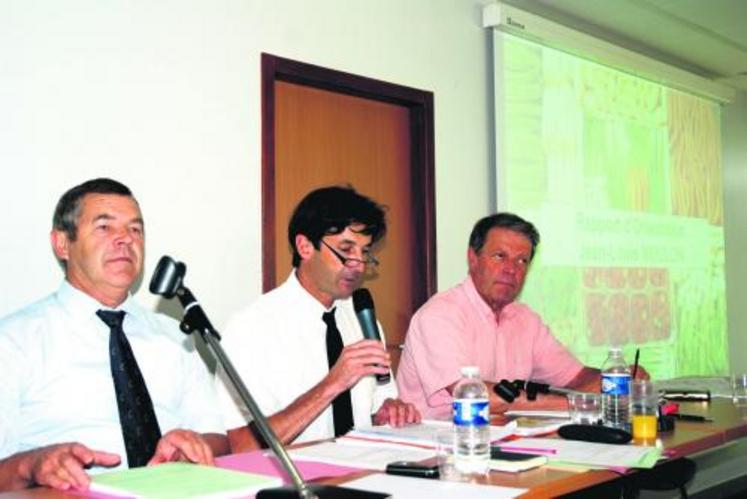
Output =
[
  {"x1": 288, "y1": 441, "x2": 435, "y2": 471},
  {"x1": 510, "y1": 417, "x2": 569, "y2": 437},
  {"x1": 343, "y1": 420, "x2": 516, "y2": 448},
  {"x1": 505, "y1": 410, "x2": 571, "y2": 418},
  {"x1": 344, "y1": 473, "x2": 526, "y2": 498}
]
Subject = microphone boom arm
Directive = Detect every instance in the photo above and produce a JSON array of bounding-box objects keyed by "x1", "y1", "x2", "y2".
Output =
[
  {"x1": 173, "y1": 284, "x2": 315, "y2": 499},
  {"x1": 149, "y1": 256, "x2": 388, "y2": 498}
]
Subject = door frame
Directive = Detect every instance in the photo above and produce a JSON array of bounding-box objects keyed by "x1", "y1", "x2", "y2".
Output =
[{"x1": 261, "y1": 53, "x2": 437, "y2": 309}]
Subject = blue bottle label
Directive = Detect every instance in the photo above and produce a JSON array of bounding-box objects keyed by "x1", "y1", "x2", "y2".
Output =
[
  {"x1": 453, "y1": 398, "x2": 489, "y2": 426},
  {"x1": 602, "y1": 373, "x2": 631, "y2": 396}
]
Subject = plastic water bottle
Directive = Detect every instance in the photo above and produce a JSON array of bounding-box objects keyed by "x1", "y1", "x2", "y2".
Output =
[
  {"x1": 601, "y1": 347, "x2": 631, "y2": 429},
  {"x1": 452, "y1": 366, "x2": 490, "y2": 474}
]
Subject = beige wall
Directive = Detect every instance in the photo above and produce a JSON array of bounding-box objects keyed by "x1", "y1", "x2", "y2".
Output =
[
  {"x1": 0, "y1": 0, "x2": 493, "y2": 327},
  {"x1": 0, "y1": 1, "x2": 744, "y2": 372}
]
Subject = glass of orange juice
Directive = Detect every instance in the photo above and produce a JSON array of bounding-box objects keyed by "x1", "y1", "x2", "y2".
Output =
[{"x1": 631, "y1": 380, "x2": 657, "y2": 441}]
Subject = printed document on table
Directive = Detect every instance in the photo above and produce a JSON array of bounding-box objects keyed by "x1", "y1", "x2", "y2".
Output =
[
  {"x1": 505, "y1": 410, "x2": 571, "y2": 419},
  {"x1": 345, "y1": 473, "x2": 526, "y2": 498},
  {"x1": 511, "y1": 417, "x2": 569, "y2": 437},
  {"x1": 343, "y1": 420, "x2": 516, "y2": 448},
  {"x1": 288, "y1": 441, "x2": 435, "y2": 470}
]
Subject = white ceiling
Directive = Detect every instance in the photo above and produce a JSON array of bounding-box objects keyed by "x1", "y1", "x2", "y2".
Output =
[{"x1": 499, "y1": 0, "x2": 747, "y2": 91}]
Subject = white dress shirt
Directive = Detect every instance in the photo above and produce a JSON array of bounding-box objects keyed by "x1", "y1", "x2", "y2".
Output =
[
  {"x1": 217, "y1": 271, "x2": 397, "y2": 443},
  {"x1": 0, "y1": 281, "x2": 225, "y2": 470}
]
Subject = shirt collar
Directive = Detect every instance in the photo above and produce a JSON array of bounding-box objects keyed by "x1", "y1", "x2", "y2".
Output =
[
  {"x1": 56, "y1": 279, "x2": 141, "y2": 322},
  {"x1": 285, "y1": 270, "x2": 340, "y2": 317},
  {"x1": 462, "y1": 275, "x2": 519, "y2": 325}
]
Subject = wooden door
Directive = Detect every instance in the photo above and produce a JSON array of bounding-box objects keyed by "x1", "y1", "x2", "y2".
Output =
[{"x1": 262, "y1": 54, "x2": 436, "y2": 371}]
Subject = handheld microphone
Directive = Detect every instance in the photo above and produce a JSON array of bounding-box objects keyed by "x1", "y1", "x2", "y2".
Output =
[
  {"x1": 149, "y1": 256, "x2": 383, "y2": 498},
  {"x1": 352, "y1": 288, "x2": 391, "y2": 385}
]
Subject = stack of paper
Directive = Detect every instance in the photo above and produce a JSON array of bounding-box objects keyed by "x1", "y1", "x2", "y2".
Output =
[
  {"x1": 342, "y1": 420, "x2": 516, "y2": 448},
  {"x1": 90, "y1": 462, "x2": 281, "y2": 498},
  {"x1": 505, "y1": 410, "x2": 571, "y2": 419},
  {"x1": 490, "y1": 449, "x2": 548, "y2": 472},
  {"x1": 216, "y1": 450, "x2": 361, "y2": 483},
  {"x1": 510, "y1": 416, "x2": 569, "y2": 437},
  {"x1": 289, "y1": 441, "x2": 435, "y2": 471}
]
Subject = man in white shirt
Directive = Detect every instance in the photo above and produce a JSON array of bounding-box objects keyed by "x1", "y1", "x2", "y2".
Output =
[
  {"x1": 218, "y1": 186, "x2": 420, "y2": 450},
  {"x1": 0, "y1": 178, "x2": 228, "y2": 492}
]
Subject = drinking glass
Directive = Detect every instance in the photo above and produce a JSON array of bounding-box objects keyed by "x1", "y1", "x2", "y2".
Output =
[
  {"x1": 567, "y1": 392, "x2": 601, "y2": 425},
  {"x1": 434, "y1": 427, "x2": 461, "y2": 481},
  {"x1": 631, "y1": 380, "x2": 658, "y2": 441},
  {"x1": 732, "y1": 374, "x2": 747, "y2": 406}
]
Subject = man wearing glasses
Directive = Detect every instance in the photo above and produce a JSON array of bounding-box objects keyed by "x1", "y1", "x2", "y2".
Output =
[{"x1": 217, "y1": 186, "x2": 420, "y2": 450}]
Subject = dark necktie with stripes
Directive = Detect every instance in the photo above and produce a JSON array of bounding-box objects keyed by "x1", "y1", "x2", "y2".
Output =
[
  {"x1": 322, "y1": 308, "x2": 354, "y2": 437},
  {"x1": 96, "y1": 310, "x2": 162, "y2": 467}
]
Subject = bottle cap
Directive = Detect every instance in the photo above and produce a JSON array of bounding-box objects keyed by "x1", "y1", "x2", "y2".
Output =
[{"x1": 461, "y1": 366, "x2": 480, "y2": 376}]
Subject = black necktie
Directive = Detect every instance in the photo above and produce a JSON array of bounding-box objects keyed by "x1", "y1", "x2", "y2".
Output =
[
  {"x1": 322, "y1": 308, "x2": 354, "y2": 437},
  {"x1": 96, "y1": 310, "x2": 162, "y2": 467}
]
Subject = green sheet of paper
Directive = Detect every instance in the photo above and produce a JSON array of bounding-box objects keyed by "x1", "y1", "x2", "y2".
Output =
[
  {"x1": 498, "y1": 438, "x2": 663, "y2": 469},
  {"x1": 90, "y1": 462, "x2": 281, "y2": 498}
]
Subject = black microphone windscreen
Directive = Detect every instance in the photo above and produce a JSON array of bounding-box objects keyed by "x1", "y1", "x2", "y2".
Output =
[
  {"x1": 353, "y1": 288, "x2": 375, "y2": 313},
  {"x1": 149, "y1": 255, "x2": 185, "y2": 299},
  {"x1": 352, "y1": 287, "x2": 390, "y2": 385},
  {"x1": 558, "y1": 424, "x2": 632, "y2": 444}
]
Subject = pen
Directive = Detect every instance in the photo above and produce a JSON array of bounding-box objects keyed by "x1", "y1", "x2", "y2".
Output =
[
  {"x1": 632, "y1": 348, "x2": 640, "y2": 379},
  {"x1": 673, "y1": 414, "x2": 713, "y2": 423},
  {"x1": 499, "y1": 446, "x2": 558, "y2": 455}
]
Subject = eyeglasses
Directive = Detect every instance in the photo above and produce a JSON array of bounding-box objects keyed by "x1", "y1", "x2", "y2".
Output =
[{"x1": 320, "y1": 239, "x2": 379, "y2": 268}]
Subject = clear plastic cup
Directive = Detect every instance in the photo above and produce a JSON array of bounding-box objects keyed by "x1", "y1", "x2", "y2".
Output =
[
  {"x1": 434, "y1": 427, "x2": 461, "y2": 481},
  {"x1": 732, "y1": 374, "x2": 747, "y2": 406},
  {"x1": 567, "y1": 392, "x2": 601, "y2": 425},
  {"x1": 631, "y1": 380, "x2": 658, "y2": 440}
]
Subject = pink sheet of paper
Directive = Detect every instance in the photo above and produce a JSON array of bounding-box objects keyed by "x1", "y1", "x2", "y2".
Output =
[{"x1": 216, "y1": 450, "x2": 362, "y2": 484}]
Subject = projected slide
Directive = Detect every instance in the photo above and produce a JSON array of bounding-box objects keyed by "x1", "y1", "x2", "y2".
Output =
[{"x1": 496, "y1": 34, "x2": 728, "y2": 379}]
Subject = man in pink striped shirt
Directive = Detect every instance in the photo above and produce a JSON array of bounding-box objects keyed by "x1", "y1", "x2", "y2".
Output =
[{"x1": 397, "y1": 213, "x2": 601, "y2": 419}]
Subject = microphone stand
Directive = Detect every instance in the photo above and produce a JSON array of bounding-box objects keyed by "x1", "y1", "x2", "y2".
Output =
[{"x1": 170, "y1": 285, "x2": 387, "y2": 499}]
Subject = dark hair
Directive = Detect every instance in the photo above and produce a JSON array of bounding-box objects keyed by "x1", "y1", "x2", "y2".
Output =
[
  {"x1": 468, "y1": 212, "x2": 540, "y2": 259},
  {"x1": 52, "y1": 178, "x2": 134, "y2": 241},
  {"x1": 288, "y1": 186, "x2": 386, "y2": 267}
]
